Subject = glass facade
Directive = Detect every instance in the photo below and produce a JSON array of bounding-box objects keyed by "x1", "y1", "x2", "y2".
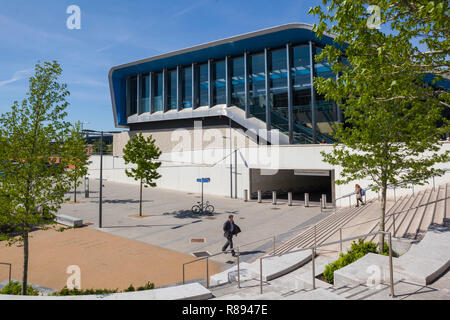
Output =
[
  {"x1": 314, "y1": 47, "x2": 338, "y2": 139},
  {"x1": 231, "y1": 56, "x2": 245, "y2": 109},
  {"x1": 140, "y1": 74, "x2": 150, "y2": 113},
  {"x1": 213, "y1": 60, "x2": 226, "y2": 105},
  {"x1": 124, "y1": 40, "x2": 340, "y2": 144},
  {"x1": 248, "y1": 53, "x2": 266, "y2": 121},
  {"x1": 291, "y1": 45, "x2": 313, "y2": 143},
  {"x1": 181, "y1": 66, "x2": 192, "y2": 108},
  {"x1": 152, "y1": 72, "x2": 163, "y2": 112},
  {"x1": 167, "y1": 69, "x2": 177, "y2": 110}
]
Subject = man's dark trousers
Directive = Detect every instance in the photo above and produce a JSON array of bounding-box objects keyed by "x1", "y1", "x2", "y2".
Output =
[{"x1": 222, "y1": 234, "x2": 235, "y2": 255}]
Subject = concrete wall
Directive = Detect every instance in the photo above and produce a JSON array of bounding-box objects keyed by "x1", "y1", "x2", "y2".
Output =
[
  {"x1": 90, "y1": 142, "x2": 450, "y2": 207},
  {"x1": 113, "y1": 126, "x2": 258, "y2": 156}
]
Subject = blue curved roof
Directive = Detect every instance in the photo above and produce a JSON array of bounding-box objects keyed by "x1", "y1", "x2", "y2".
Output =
[{"x1": 108, "y1": 23, "x2": 338, "y2": 127}]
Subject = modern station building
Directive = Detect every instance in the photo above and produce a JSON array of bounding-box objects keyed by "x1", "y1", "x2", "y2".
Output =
[
  {"x1": 109, "y1": 23, "x2": 341, "y2": 150},
  {"x1": 105, "y1": 23, "x2": 449, "y2": 202}
]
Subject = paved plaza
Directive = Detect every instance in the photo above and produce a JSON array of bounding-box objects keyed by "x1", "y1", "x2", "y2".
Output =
[
  {"x1": 0, "y1": 227, "x2": 223, "y2": 291},
  {"x1": 60, "y1": 180, "x2": 330, "y2": 265}
]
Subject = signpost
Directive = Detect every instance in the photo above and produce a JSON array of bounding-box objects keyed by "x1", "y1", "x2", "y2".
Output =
[{"x1": 196, "y1": 178, "x2": 210, "y2": 213}]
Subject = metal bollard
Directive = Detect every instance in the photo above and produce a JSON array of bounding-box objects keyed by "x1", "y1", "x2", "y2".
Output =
[
  {"x1": 257, "y1": 190, "x2": 262, "y2": 203},
  {"x1": 288, "y1": 192, "x2": 293, "y2": 206},
  {"x1": 272, "y1": 191, "x2": 277, "y2": 205},
  {"x1": 339, "y1": 228, "x2": 343, "y2": 253},
  {"x1": 304, "y1": 193, "x2": 309, "y2": 207},
  {"x1": 321, "y1": 194, "x2": 327, "y2": 209},
  {"x1": 243, "y1": 189, "x2": 248, "y2": 202},
  {"x1": 84, "y1": 176, "x2": 89, "y2": 198}
]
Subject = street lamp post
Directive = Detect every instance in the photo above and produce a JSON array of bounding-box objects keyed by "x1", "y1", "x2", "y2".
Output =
[
  {"x1": 83, "y1": 129, "x2": 124, "y2": 229},
  {"x1": 99, "y1": 131, "x2": 103, "y2": 228}
]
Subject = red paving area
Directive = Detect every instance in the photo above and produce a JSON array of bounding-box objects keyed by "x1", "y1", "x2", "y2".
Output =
[{"x1": 0, "y1": 226, "x2": 223, "y2": 291}]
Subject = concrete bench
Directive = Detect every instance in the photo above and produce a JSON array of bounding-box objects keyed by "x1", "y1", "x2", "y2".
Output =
[{"x1": 56, "y1": 214, "x2": 83, "y2": 227}]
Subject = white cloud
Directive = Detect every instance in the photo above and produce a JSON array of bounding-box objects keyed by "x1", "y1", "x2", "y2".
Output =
[{"x1": 0, "y1": 68, "x2": 33, "y2": 87}]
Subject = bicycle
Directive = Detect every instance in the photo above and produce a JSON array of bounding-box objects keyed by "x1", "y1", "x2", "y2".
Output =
[{"x1": 191, "y1": 200, "x2": 215, "y2": 215}]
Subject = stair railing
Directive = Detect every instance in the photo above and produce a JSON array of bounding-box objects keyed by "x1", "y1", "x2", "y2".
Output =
[{"x1": 259, "y1": 230, "x2": 396, "y2": 298}]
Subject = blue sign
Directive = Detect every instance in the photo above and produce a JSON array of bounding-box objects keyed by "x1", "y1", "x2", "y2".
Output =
[{"x1": 196, "y1": 178, "x2": 210, "y2": 183}]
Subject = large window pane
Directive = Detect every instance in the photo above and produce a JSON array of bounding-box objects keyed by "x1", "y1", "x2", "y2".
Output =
[
  {"x1": 248, "y1": 53, "x2": 266, "y2": 121},
  {"x1": 213, "y1": 60, "x2": 226, "y2": 105},
  {"x1": 140, "y1": 75, "x2": 150, "y2": 113},
  {"x1": 269, "y1": 48, "x2": 288, "y2": 133},
  {"x1": 167, "y1": 69, "x2": 177, "y2": 110},
  {"x1": 315, "y1": 47, "x2": 338, "y2": 138},
  {"x1": 181, "y1": 66, "x2": 192, "y2": 108},
  {"x1": 291, "y1": 45, "x2": 313, "y2": 143},
  {"x1": 127, "y1": 76, "x2": 137, "y2": 116},
  {"x1": 152, "y1": 72, "x2": 163, "y2": 112},
  {"x1": 197, "y1": 63, "x2": 208, "y2": 107},
  {"x1": 231, "y1": 56, "x2": 245, "y2": 109}
]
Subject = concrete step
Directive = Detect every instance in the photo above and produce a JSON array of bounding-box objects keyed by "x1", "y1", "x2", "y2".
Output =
[
  {"x1": 333, "y1": 253, "x2": 403, "y2": 288},
  {"x1": 415, "y1": 187, "x2": 440, "y2": 238},
  {"x1": 283, "y1": 287, "x2": 346, "y2": 300},
  {"x1": 364, "y1": 195, "x2": 412, "y2": 243},
  {"x1": 405, "y1": 189, "x2": 434, "y2": 239},
  {"x1": 278, "y1": 202, "x2": 375, "y2": 254},
  {"x1": 275, "y1": 205, "x2": 363, "y2": 253},
  {"x1": 432, "y1": 186, "x2": 446, "y2": 225},
  {"x1": 395, "y1": 190, "x2": 428, "y2": 238},
  {"x1": 393, "y1": 225, "x2": 450, "y2": 285}
]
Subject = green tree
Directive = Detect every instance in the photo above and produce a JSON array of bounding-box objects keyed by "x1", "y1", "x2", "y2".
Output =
[
  {"x1": 309, "y1": 1, "x2": 450, "y2": 249},
  {"x1": 66, "y1": 122, "x2": 90, "y2": 203},
  {"x1": 310, "y1": 0, "x2": 449, "y2": 108},
  {"x1": 122, "y1": 133, "x2": 162, "y2": 217},
  {"x1": 0, "y1": 61, "x2": 84, "y2": 295}
]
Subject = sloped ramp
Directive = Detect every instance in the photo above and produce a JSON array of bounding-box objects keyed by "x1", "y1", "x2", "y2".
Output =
[{"x1": 394, "y1": 225, "x2": 450, "y2": 285}]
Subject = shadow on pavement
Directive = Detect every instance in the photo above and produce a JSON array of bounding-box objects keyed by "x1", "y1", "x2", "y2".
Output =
[
  {"x1": 163, "y1": 209, "x2": 225, "y2": 219},
  {"x1": 101, "y1": 199, "x2": 154, "y2": 204}
]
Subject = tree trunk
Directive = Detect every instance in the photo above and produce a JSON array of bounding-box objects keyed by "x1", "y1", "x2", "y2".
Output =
[
  {"x1": 139, "y1": 179, "x2": 143, "y2": 217},
  {"x1": 74, "y1": 181, "x2": 77, "y2": 203},
  {"x1": 378, "y1": 183, "x2": 387, "y2": 252},
  {"x1": 22, "y1": 231, "x2": 29, "y2": 295}
]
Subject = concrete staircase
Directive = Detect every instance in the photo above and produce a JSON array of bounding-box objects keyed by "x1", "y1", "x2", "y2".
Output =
[
  {"x1": 274, "y1": 184, "x2": 449, "y2": 257},
  {"x1": 205, "y1": 183, "x2": 450, "y2": 300},
  {"x1": 365, "y1": 183, "x2": 449, "y2": 243},
  {"x1": 273, "y1": 200, "x2": 379, "y2": 255}
]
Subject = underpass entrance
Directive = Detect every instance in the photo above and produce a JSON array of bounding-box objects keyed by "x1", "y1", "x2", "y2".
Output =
[{"x1": 249, "y1": 168, "x2": 335, "y2": 205}]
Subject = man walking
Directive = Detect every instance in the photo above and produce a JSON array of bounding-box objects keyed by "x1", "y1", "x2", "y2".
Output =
[{"x1": 222, "y1": 215, "x2": 241, "y2": 257}]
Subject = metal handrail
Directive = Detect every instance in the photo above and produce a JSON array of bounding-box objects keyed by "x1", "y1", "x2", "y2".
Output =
[
  {"x1": 340, "y1": 195, "x2": 450, "y2": 232},
  {"x1": 181, "y1": 222, "x2": 321, "y2": 287},
  {"x1": 259, "y1": 230, "x2": 395, "y2": 297},
  {"x1": 0, "y1": 262, "x2": 12, "y2": 283}
]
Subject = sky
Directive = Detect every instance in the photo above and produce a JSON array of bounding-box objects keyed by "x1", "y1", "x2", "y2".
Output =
[{"x1": 0, "y1": 0, "x2": 328, "y2": 132}]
